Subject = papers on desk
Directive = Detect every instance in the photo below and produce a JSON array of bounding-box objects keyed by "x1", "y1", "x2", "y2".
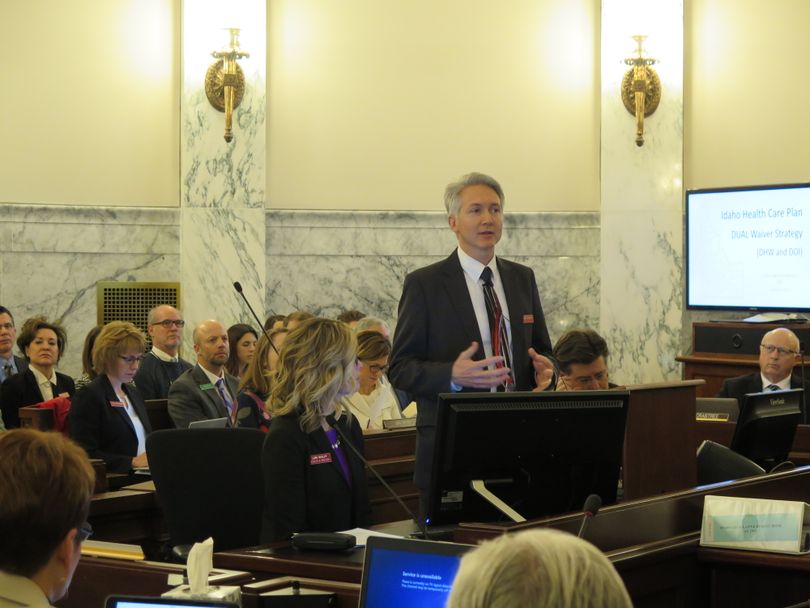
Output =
[
  {"x1": 339, "y1": 527, "x2": 404, "y2": 546},
  {"x1": 82, "y1": 539, "x2": 145, "y2": 560}
]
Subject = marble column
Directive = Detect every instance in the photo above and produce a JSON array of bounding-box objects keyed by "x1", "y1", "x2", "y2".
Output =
[
  {"x1": 180, "y1": 0, "x2": 266, "y2": 338},
  {"x1": 600, "y1": 0, "x2": 684, "y2": 383}
]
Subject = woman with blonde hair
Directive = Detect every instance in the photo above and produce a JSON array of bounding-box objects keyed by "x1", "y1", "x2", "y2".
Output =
[
  {"x1": 260, "y1": 317, "x2": 371, "y2": 542},
  {"x1": 234, "y1": 328, "x2": 289, "y2": 431},
  {"x1": 447, "y1": 528, "x2": 632, "y2": 608},
  {"x1": 68, "y1": 321, "x2": 152, "y2": 473}
]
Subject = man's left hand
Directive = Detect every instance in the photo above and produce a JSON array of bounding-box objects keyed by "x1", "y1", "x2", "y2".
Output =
[{"x1": 529, "y1": 348, "x2": 555, "y2": 390}]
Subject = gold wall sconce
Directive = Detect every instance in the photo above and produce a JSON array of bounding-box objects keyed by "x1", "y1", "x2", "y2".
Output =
[
  {"x1": 621, "y1": 35, "x2": 661, "y2": 147},
  {"x1": 205, "y1": 28, "x2": 250, "y2": 143}
]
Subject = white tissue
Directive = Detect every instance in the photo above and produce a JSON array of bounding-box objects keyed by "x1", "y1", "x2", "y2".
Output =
[{"x1": 187, "y1": 537, "x2": 214, "y2": 594}]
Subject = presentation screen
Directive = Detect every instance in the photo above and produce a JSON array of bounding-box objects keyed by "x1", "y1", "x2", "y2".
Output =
[{"x1": 686, "y1": 183, "x2": 810, "y2": 311}]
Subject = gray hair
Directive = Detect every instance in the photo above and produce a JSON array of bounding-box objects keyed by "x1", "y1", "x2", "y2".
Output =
[
  {"x1": 763, "y1": 327, "x2": 800, "y2": 352},
  {"x1": 354, "y1": 316, "x2": 390, "y2": 335},
  {"x1": 447, "y1": 528, "x2": 632, "y2": 608},
  {"x1": 147, "y1": 304, "x2": 181, "y2": 326},
  {"x1": 444, "y1": 172, "x2": 505, "y2": 217}
]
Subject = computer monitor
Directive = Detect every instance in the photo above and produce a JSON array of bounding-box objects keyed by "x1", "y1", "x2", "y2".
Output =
[
  {"x1": 730, "y1": 389, "x2": 803, "y2": 470},
  {"x1": 426, "y1": 390, "x2": 629, "y2": 527}
]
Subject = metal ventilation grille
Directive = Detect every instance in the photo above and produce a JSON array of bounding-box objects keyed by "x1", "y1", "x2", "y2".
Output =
[{"x1": 96, "y1": 282, "x2": 181, "y2": 348}]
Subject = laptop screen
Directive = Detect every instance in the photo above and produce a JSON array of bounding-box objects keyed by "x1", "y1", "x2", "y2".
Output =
[
  {"x1": 359, "y1": 536, "x2": 471, "y2": 608},
  {"x1": 105, "y1": 598, "x2": 238, "y2": 608}
]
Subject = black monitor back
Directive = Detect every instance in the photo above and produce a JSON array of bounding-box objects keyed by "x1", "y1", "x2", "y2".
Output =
[
  {"x1": 427, "y1": 390, "x2": 629, "y2": 527},
  {"x1": 730, "y1": 389, "x2": 802, "y2": 469}
]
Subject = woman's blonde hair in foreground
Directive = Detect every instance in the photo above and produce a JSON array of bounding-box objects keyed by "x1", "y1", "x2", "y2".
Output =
[
  {"x1": 268, "y1": 317, "x2": 357, "y2": 432},
  {"x1": 447, "y1": 528, "x2": 632, "y2": 608}
]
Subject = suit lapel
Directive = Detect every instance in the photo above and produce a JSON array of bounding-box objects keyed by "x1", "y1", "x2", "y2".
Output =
[
  {"x1": 193, "y1": 366, "x2": 228, "y2": 418},
  {"x1": 101, "y1": 376, "x2": 137, "y2": 436},
  {"x1": 124, "y1": 384, "x2": 152, "y2": 434},
  {"x1": 439, "y1": 253, "x2": 483, "y2": 354}
]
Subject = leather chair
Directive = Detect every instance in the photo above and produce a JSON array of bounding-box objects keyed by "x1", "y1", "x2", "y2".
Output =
[{"x1": 146, "y1": 427, "x2": 265, "y2": 561}]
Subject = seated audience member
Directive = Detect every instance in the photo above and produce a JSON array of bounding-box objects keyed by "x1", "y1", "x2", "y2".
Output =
[
  {"x1": 133, "y1": 304, "x2": 193, "y2": 400},
  {"x1": 263, "y1": 313, "x2": 286, "y2": 331},
  {"x1": 718, "y1": 327, "x2": 808, "y2": 405},
  {"x1": 545, "y1": 328, "x2": 614, "y2": 391},
  {"x1": 354, "y1": 315, "x2": 391, "y2": 339},
  {"x1": 0, "y1": 306, "x2": 28, "y2": 385},
  {"x1": 447, "y1": 528, "x2": 632, "y2": 608},
  {"x1": 235, "y1": 328, "x2": 289, "y2": 431},
  {"x1": 69, "y1": 321, "x2": 152, "y2": 473},
  {"x1": 284, "y1": 310, "x2": 315, "y2": 331},
  {"x1": 74, "y1": 325, "x2": 102, "y2": 390},
  {"x1": 337, "y1": 309, "x2": 366, "y2": 329},
  {"x1": 261, "y1": 317, "x2": 371, "y2": 542},
  {"x1": 168, "y1": 319, "x2": 240, "y2": 428},
  {"x1": 226, "y1": 323, "x2": 258, "y2": 378},
  {"x1": 0, "y1": 316, "x2": 74, "y2": 429},
  {"x1": 340, "y1": 331, "x2": 403, "y2": 429},
  {"x1": 0, "y1": 429, "x2": 95, "y2": 607}
]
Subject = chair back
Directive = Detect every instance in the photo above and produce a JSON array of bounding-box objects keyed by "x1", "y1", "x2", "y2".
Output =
[{"x1": 147, "y1": 428, "x2": 265, "y2": 551}]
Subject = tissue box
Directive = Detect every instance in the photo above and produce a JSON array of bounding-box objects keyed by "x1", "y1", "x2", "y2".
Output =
[
  {"x1": 701, "y1": 495, "x2": 810, "y2": 554},
  {"x1": 162, "y1": 584, "x2": 241, "y2": 605}
]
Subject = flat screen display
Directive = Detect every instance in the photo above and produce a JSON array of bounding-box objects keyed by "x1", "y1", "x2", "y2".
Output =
[{"x1": 686, "y1": 183, "x2": 810, "y2": 311}]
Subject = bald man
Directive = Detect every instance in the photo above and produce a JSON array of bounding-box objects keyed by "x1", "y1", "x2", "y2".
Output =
[
  {"x1": 718, "y1": 327, "x2": 809, "y2": 405},
  {"x1": 167, "y1": 320, "x2": 240, "y2": 429},
  {"x1": 133, "y1": 304, "x2": 193, "y2": 400}
]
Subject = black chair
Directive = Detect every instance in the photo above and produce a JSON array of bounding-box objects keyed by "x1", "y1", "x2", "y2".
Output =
[{"x1": 147, "y1": 428, "x2": 265, "y2": 561}]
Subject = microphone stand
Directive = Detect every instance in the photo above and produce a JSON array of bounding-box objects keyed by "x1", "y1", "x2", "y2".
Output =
[{"x1": 232, "y1": 281, "x2": 280, "y2": 356}]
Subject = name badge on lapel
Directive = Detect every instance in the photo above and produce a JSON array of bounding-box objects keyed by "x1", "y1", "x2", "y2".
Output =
[
  {"x1": 109, "y1": 400, "x2": 125, "y2": 408},
  {"x1": 310, "y1": 453, "x2": 333, "y2": 465},
  {"x1": 199, "y1": 383, "x2": 214, "y2": 391},
  {"x1": 523, "y1": 314, "x2": 535, "y2": 324}
]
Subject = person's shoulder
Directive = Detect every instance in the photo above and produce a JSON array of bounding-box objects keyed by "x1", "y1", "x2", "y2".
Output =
[
  {"x1": 496, "y1": 256, "x2": 533, "y2": 274},
  {"x1": 178, "y1": 356, "x2": 194, "y2": 370},
  {"x1": 168, "y1": 367, "x2": 198, "y2": 391}
]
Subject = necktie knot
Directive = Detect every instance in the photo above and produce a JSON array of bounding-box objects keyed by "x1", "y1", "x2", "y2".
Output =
[
  {"x1": 766, "y1": 383, "x2": 780, "y2": 391},
  {"x1": 480, "y1": 266, "x2": 494, "y2": 287}
]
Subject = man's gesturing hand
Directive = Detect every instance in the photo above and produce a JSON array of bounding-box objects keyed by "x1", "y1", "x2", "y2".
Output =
[{"x1": 451, "y1": 342, "x2": 511, "y2": 389}]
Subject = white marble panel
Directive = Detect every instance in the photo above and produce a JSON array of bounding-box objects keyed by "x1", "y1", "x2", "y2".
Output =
[
  {"x1": 600, "y1": 0, "x2": 684, "y2": 384},
  {"x1": 180, "y1": 207, "x2": 266, "y2": 339}
]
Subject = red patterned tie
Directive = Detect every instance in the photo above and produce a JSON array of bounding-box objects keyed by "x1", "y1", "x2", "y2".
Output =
[{"x1": 480, "y1": 266, "x2": 513, "y2": 391}]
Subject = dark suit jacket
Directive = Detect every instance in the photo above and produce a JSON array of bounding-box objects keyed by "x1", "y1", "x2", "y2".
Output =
[
  {"x1": 0, "y1": 368, "x2": 75, "y2": 429},
  {"x1": 388, "y1": 251, "x2": 553, "y2": 489},
  {"x1": 718, "y1": 372, "x2": 808, "y2": 407},
  {"x1": 68, "y1": 375, "x2": 153, "y2": 473},
  {"x1": 167, "y1": 364, "x2": 240, "y2": 429},
  {"x1": 260, "y1": 412, "x2": 371, "y2": 542}
]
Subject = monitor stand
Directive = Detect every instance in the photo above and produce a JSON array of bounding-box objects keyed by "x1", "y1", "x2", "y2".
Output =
[{"x1": 470, "y1": 479, "x2": 527, "y2": 523}]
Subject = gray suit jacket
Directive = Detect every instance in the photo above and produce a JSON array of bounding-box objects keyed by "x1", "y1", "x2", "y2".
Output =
[{"x1": 167, "y1": 364, "x2": 240, "y2": 429}]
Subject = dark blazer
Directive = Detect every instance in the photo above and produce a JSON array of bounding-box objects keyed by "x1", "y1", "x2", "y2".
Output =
[
  {"x1": 167, "y1": 364, "x2": 240, "y2": 429},
  {"x1": 388, "y1": 251, "x2": 553, "y2": 489},
  {"x1": 69, "y1": 375, "x2": 153, "y2": 473},
  {"x1": 718, "y1": 372, "x2": 809, "y2": 407},
  {"x1": 260, "y1": 412, "x2": 371, "y2": 542},
  {"x1": 0, "y1": 368, "x2": 75, "y2": 429},
  {"x1": 12, "y1": 356, "x2": 28, "y2": 376}
]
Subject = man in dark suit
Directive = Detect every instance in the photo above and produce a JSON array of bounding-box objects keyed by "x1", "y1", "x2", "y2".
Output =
[
  {"x1": 0, "y1": 306, "x2": 28, "y2": 385},
  {"x1": 718, "y1": 327, "x2": 808, "y2": 405},
  {"x1": 168, "y1": 319, "x2": 240, "y2": 429},
  {"x1": 388, "y1": 172, "x2": 556, "y2": 514}
]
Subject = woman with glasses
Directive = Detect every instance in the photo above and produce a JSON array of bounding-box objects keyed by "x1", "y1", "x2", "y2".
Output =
[
  {"x1": 0, "y1": 429, "x2": 95, "y2": 607},
  {"x1": 0, "y1": 315, "x2": 75, "y2": 429},
  {"x1": 339, "y1": 330, "x2": 403, "y2": 429},
  {"x1": 69, "y1": 321, "x2": 152, "y2": 473}
]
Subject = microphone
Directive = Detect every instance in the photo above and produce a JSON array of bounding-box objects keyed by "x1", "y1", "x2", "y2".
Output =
[
  {"x1": 577, "y1": 494, "x2": 602, "y2": 539},
  {"x1": 325, "y1": 414, "x2": 428, "y2": 539},
  {"x1": 233, "y1": 281, "x2": 280, "y2": 356}
]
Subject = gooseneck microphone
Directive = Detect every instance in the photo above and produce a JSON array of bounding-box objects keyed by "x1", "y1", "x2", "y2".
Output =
[
  {"x1": 577, "y1": 494, "x2": 602, "y2": 539},
  {"x1": 326, "y1": 414, "x2": 428, "y2": 539},
  {"x1": 232, "y1": 281, "x2": 280, "y2": 356}
]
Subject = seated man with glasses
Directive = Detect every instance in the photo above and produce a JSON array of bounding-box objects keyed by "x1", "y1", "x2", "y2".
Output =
[
  {"x1": 718, "y1": 327, "x2": 808, "y2": 405},
  {"x1": 0, "y1": 429, "x2": 95, "y2": 607},
  {"x1": 133, "y1": 304, "x2": 193, "y2": 400},
  {"x1": 538, "y1": 328, "x2": 617, "y2": 392}
]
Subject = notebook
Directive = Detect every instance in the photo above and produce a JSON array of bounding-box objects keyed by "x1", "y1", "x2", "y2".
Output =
[
  {"x1": 105, "y1": 598, "x2": 237, "y2": 608},
  {"x1": 358, "y1": 535, "x2": 471, "y2": 608}
]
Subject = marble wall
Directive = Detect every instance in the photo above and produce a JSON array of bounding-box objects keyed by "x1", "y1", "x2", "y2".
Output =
[{"x1": 0, "y1": 206, "x2": 599, "y2": 379}]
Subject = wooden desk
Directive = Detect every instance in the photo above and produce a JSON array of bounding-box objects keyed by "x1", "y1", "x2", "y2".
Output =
[
  {"x1": 241, "y1": 576, "x2": 361, "y2": 608},
  {"x1": 363, "y1": 427, "x2": 418, "y2": 524},
  {"x1": 89, "y1": 486, "x2": 167, "y2": 554}
]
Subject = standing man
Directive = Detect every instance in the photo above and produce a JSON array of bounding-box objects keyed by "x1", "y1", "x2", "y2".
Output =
[
  {"x1": 167, "y1": 319, "x2": 240, "y2": 429},
  {"x1": 133, "y1": 305, "x2": 193, "y2": 400},
  {"x1": 718, "y1": 327, "x2": 808, "y2": 405},
  {"x1": 0, "y1": 306, "x2": 28, "y2": 385},
  {"x1": 388, "y1": 172, "x2": 556, "y2": 515}
]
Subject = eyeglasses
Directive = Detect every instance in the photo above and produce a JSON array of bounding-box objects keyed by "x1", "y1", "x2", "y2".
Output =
[
  {"x1": 367, "y1": 364, "x2": 389, "y2": 374},
  {"x1": 151, "y1": 319, "x2": 185, "y2": 328},
  {"x1": 0, "y1": 323, "x2": 13, "y2": 331},
  {"x1": 119, "y1": 355, "x2": 144, "y2": 365},
  {"x1": 760, "y1": 343, "x2": 798, "y2": 357},
  {"x1": 76, "y1": 521, "x2": 93, "y2": 543},
  {"x1": 561, "y1": 370, "x2": 608, "y2": 389}
]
